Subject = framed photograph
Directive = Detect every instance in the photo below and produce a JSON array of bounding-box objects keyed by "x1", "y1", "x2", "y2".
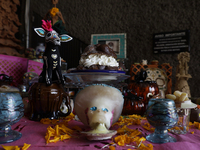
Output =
[{"x1": 91, "y1": 33, "x2": 127, "y2": 58}]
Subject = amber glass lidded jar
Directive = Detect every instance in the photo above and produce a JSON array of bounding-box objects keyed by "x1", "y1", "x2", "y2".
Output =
[
  {"x1": 128, "y1": 70, "x2": 159, "y2": 112},
  {"x1": 29, "y1": 83, "x2": 72, "y2": 121},
  {"x1": 122, "y1": 88, "x2": 145, "y2": 116}
]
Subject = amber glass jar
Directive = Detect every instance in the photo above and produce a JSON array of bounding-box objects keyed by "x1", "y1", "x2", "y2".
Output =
[
  {"x1": 122, "y1": 89, "x2": 145, "y2": 116},
  {"x1": 128, "y1": 70, "x2": 159, "y2": 112},
  {"x1": 29, "y1": 83, "x2": 72, "y2": 121}
]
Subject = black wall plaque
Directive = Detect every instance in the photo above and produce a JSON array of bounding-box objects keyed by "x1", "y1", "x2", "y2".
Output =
[{"x1": 153, "y1": 30, "x2": 190, "y2": 54}]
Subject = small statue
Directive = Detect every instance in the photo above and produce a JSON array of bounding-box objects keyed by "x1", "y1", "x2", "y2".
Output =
[
  {"x1": 34, "y1": 20, "x2": 72, "y2": 86},
  {"x1": 175, "y1": 52, "x2": 192, "y2": 97}
]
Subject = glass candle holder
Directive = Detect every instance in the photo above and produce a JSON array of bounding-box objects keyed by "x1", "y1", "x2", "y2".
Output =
[
  {"x1": 146, "y1": 98, "x2": 178, "y2": 144},
  {"x1": 0, "y1": 87, "x2": 24, "y2": 144},
  {"x1": 170, "y1": 108, "x2": 191, "y2": 134}
]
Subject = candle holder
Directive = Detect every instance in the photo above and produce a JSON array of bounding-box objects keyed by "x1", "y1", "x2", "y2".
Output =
[
  {"x1": 0, "y1": 86, "x2": 24, "y2": 144},
  {"x1": 170, "y1": 100, "x2": 197, "y2": 134},
  {"x1": 146, "y1": 98, "x2": 178, "y2": 144}
]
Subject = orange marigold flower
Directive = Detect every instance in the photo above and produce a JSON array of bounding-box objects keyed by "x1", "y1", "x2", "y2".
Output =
[{"x1": 50, "y1": 7, "x2": 59, "y2": 17}]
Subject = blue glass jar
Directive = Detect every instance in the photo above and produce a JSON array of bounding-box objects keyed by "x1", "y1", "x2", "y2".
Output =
[
  {"x1": 0, "y1": 86, "x2": 24, "y2": 144},
  {"x1": 146, "y1": 98, "x2": 178, "y2": 144}
]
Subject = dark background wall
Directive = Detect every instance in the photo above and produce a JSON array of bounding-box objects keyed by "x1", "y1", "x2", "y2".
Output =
[{"x1": 25, "y1": 0, "x2": 200, "y2": 97}]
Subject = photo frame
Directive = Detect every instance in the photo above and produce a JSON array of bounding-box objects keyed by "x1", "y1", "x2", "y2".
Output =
[{"x1": 91, "y1": 33, "x2": 127, "y2": 58}]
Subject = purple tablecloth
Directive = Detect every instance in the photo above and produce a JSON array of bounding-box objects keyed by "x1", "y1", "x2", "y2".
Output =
[{"x1": 1, "y1": 117, "x2": 200, "y2": 150}]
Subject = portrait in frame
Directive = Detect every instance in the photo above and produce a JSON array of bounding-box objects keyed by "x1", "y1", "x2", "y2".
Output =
[{"x1": 91, "y1": 33, "x2": 127, "y2": 58}]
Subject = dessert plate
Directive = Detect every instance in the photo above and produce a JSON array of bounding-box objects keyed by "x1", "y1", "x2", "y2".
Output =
[
  {"x1": 81, "y1": 130, "x2": 117, "y2": 141},
  {"x1": 63, "y1": 70, "x2": 129, "y2": 83},
  {"x1": 71, "y1": 70, "x2": 126, "y2": 74}
]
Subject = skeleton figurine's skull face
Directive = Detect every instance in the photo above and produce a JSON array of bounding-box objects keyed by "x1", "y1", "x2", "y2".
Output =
[
  {"x1": 45, "y1": 30, "x2": 61, "y2": 46},
  {"x1": 34, "y1": 20, "x2": 73, "y2": 45}
]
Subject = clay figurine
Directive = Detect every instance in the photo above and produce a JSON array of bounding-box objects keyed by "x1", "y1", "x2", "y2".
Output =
[
  {"x1": 44, "y1": 0, "x2": 67, "y2": 35},
  {"x1": 175, "y1": 52, "x2": 192, "y2": 97},
  {"x1": 34, "y1": 20, "x2": 72, "y2": 86}
]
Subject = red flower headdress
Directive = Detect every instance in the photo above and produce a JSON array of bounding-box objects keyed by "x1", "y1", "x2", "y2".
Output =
[{"x1": 41, "y1": 20, "x2": 53, "y2": 31}]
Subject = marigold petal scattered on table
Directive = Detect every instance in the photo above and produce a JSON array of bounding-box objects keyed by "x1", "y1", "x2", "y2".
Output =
[
  {"x1": 2, "y1": 143, "x2": 31, "y2": 150},
  {"x1": 72, "y1": 126, "x2": 82, "y2": 131},
  {"x1": 22, "y1": 143, "x2": 31, "y2": 150},
  {"x1": 40, "y1": 118, "x2": 51, "y2": 124},
  {"x1": 109, "y1": 145, "x2": 116, "y2": 150},
  {"x1": 194, "y1": 121, "x2": 200, "y2": 129}
]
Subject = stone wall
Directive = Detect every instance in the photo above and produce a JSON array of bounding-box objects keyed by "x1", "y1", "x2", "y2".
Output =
[{"x1": 30, "y1": 0, "x2": 200, "y2": 97}]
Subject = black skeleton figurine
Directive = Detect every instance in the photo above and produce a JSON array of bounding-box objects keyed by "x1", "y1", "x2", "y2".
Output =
[{"x1": 34, "y1": 20, "x2": 72, "y2": 86}]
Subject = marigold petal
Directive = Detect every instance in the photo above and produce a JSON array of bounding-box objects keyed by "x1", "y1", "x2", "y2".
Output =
[
  {"x1": 72, "y1": 126, "x2": 82, "y2": 131},
  {"x1": 40, "y1": 118, "x2": 51, "y2": 124},
  {"x1": 49, "y1": 136, "x2": 60, "y2": 143},
  {"x1": 55, "y1": 125, "x2": 60, "y2": 136},
  {"x1": 60, "y1": 134, "x2": 71, "y2": 141},
  {"x1": 117, "y1": 140, "x2": 125, "y2": 146},
  {"x1": 51, "y1": 119, "x2": 59, "y2": 124},
  {"x1": 59, "y1": 124, "x2": 73, "y2": 134},
  {"x1": 22, "y1": 143, "x2": 31, "y2": 150},
  {"x1": 109, "y1": 146, "x2": 115, "y2": 150},
  {"x1": 2, "y1": 145, "x2": 18, "y2": 150}
]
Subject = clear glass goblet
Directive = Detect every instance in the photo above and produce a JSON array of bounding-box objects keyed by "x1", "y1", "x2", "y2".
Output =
[
  {"x1": 146, "y1": 98, "x2": 178, "y2": 144},
  {"x1": 0, "y1": 89, "x2": 24, "y2": 144}
]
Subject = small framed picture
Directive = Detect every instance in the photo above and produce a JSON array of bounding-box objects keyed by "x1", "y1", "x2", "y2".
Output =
[{"x1": 91, "y1": 33, "x2": 127, "y2": 58}]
